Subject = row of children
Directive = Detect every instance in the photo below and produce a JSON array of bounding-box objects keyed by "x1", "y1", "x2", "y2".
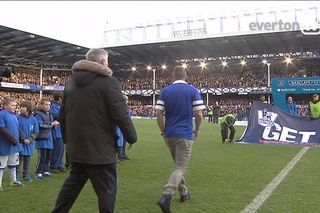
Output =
[{"x1": 0, "y1": 93, "x2": 67, "y2": 191}]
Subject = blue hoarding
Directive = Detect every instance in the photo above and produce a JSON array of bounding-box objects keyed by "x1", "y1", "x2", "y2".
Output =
[{"x1": 271, "y1": 77, "x2": 320, "y2": 111}]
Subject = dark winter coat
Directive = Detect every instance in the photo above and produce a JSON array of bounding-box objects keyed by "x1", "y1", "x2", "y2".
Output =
[{"x1": 59, "y1": 60, "x2": 137, "y2": 165}]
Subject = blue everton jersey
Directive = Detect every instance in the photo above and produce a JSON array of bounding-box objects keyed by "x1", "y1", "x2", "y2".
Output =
[
  {"x1": 0, "y1": 110, "x2": 20, "y2": 156},
  {"x1": 17, "y1": 115, "x2": 39, "y2": 156},
  {"x1": 155, "y1": 80, "x2": 205, "y2": 140}
]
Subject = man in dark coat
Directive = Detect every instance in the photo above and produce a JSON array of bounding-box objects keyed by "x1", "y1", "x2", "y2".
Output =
[
  {"x1": 52, "y1": 48, "x2": 137, "y2": 213},
  {"x1": 212, "y1": 101, "x2": 221, "y2": 124}
]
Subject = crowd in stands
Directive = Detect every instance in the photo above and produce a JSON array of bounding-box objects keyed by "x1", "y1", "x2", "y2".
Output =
[
  {"x1": 3, "y1": 59, "x2": 320, "y2": 90},
  {"x1": 1, "y1": 91, "x2": 312, "y2": 119},
  {"x1": 0, "y1": 58, "x2": 319, "y2": 118},
  {"x1": 113, "y1": 59, "x2": 320, "y2": 89}
]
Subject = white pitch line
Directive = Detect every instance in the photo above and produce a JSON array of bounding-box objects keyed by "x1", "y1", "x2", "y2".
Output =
[{"x1": 240, "y1": 147, "x2": 309, "y2": 213}]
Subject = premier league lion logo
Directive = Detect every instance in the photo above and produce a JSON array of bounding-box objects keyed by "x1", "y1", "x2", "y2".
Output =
[{"x1": 258, "y1": 108, "x2": 278, "y2": 127}]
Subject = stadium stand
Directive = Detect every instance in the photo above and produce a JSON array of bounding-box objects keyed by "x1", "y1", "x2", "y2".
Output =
[{"x1": 0, "y1": 25, "x2": 319, "y2": 118}]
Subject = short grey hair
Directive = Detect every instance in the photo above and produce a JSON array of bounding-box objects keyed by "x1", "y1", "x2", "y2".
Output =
[{"x1": 86, "y1": 48, "x2": 108, "y2": 63}]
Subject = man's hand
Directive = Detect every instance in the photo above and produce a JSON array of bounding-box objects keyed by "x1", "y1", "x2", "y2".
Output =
[
  {"x1": 128, "y1": 143, "x2": 133, "y2": 150},
  {"x1": 193, "y1": 130, "x2": 199, "y2": 140}
]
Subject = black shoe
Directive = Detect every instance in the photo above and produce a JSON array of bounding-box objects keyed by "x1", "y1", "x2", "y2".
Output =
[
  {"x1": 157, "y1": 194, "x2": 172, "y2": 213},
  {"x1": 180, "y1": 192, "x2": 191, "y2": 202},
  {"x1": 49, "y1": 168, "x2": 60, "y2": 174},
  {"x1": 65, "y1": 164, "x2": 70, "y2": 170},
  {"x1": 229, "y1": 140, "x2": 234, "y2": 143},
  {"x1": 123, "y1": 156, "x2": 130, "y2": 160},
  {"x1": 58, "y1": 167, "x2": 67, "y2": 172}
]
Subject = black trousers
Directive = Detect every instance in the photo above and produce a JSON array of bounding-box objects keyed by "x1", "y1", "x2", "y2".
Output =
[
  {"x1": 52, "y1": 162, "x2": 117, "y2": 213},
  {"x1": 208, "y1": 115, "x2": 213, "y2": 122},
  {"x1": 213, "y1": 114, "x2": 219, "y2": 124},
  {"x1": 220, "y1": 123, "x2": 236, "y2": 142},
  {"x1": 65, "y1": 152, "x2": 70, "y2": 168},
  {"x1": 35, "y1": 148, "x2": 52, "y2": 174}
]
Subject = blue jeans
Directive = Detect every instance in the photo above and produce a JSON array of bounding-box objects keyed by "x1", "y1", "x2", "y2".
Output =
[{"x1": 50, "y1": 138, "x2": 65, "y2": 169}]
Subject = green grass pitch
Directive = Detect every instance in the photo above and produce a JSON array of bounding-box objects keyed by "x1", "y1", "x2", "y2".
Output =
[{"x1": 1, "y1": 119, "x2": 319, "y2": 213}]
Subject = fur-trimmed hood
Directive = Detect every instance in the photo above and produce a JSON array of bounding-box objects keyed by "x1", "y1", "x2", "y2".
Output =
[
  {"x1": 72, "y1": 60, "x2": 113, "y2": 76},
  {"x1": 71, "y1": 60, "x2": 113, "y2": 86}
]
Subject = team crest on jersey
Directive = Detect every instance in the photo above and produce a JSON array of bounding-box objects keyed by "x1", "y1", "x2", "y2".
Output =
[{"x1": 257, "y1": 108, "x2": 278, "y2": 127}]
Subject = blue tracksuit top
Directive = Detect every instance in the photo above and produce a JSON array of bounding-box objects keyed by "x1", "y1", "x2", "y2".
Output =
[
  {"x1": 50, "y1": 100, "x2": 62, "y2": 139},
  {"x1": 116, "y1": 108, "x2": 131, "y2": 147},
  {"x1": 17, "y1": 114, "x2": 39, "y2": 156},
  {"x1": 0, "y1": 109, "x2": 21, "y2": 156}
]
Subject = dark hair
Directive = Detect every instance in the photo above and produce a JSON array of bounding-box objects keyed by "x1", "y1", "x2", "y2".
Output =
[
  {"x1": 40, "y1": 98, "x2": 51, "y2": 105},
  {"x1": 53, "y1": 92, "x2": 62, "y2": 101},
  {"x1": 20, "y1": 100, "x2": 33, "y2": 116}
]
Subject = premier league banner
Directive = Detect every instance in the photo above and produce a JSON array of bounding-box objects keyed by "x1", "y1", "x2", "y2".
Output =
[{"x1": 238, "y1": 101, "x2": 320, "y2": 146}]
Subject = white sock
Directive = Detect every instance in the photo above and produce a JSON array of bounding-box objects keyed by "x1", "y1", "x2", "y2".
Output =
[
  {"x1": 8, "y1": 166, "x2": 17, "y2": 182},
  {"x1": 0, "y1": 168, "x2": 4, "y2": 185}
]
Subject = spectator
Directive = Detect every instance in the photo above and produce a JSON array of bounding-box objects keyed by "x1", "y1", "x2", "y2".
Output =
[
  {"x1": 212, "y1": 101, "x2": 221, "y2": 124},
  {"x1": 286, "y1": 96, "x2": 298, "y2": 116}
]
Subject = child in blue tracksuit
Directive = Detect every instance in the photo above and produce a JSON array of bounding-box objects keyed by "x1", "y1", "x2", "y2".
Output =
[
  {"x1": 16, "y1": 101, "x2": 39, "y2": 182},
  {"x1": 116, "y1": 126, "x2": 124, "y2": 163},
  {"x1": 117, "y1": 95, "x2": 133, "y2": 161},
  {"x1": 34, "y1": 98, "x2": 59, "y2": 179},
  {"x1": 49, "y1": 92, "x2": 67, "y2": 173},
  {"x1": 0, "y1": 98, "x2": 24, "y2": 191}
]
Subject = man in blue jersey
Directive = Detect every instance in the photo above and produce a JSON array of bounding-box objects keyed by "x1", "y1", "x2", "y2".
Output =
[
  {"x1": 155, "y1": 67, "x2": 205, "y2": 213},
  {"x1": 0, "y1": 98, "x2": 24, "y2": 191}
]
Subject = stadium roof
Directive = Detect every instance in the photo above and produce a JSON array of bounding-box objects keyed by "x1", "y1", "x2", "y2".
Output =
[
  {"x1": 107, "y1": 30, "x2": 320, "y2": 70},
  {"x1": 0, "y1": 25, "x2": 89, "y2": 70},
  {"x1": 0, "y1": 25, "x2": 319, "y2": 71}
]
